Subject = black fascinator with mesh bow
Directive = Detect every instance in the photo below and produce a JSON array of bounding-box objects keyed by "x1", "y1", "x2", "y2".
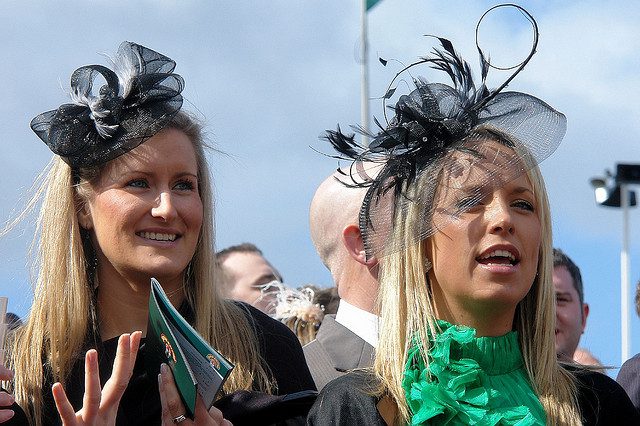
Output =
[
  {"x1": 323, "y1": 5, "x2": 566, "y2": 258},
  {"x1": 31, "y1": 41, "x2": 184, "y2": 168}
]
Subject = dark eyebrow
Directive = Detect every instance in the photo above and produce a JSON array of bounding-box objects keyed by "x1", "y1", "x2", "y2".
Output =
[
  {"x1": 251, "y1": 273, "x2": 279, "y2": 287},
  {"x1": 512, "y1": 186, "x2": 534, "y2": 196},
  {"x1": 116, "y1": 169, "x2": 198, "y2": 179},
  {"x1": 175, "y1": 172, "x2": 198, "y2": 180}
]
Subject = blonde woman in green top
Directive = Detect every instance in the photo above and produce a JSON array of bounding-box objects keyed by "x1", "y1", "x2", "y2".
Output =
[{"x1": 308, "y1": 6, "x2": 639, "y2": 425}]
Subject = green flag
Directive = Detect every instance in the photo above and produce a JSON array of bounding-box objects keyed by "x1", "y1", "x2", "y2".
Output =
[{"x1": 367, "y1": 0, "x2": 382, "y2": 10}]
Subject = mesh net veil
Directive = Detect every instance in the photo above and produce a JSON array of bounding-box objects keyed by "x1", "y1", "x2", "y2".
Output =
[
  {"x1": 322, "y1": 5, "x2": 566, "y2": 258},
  {"x1": 30, "y1": 41, "x2": 184, "y2": 169}
]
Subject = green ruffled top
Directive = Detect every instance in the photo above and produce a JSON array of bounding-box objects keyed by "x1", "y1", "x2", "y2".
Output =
[{"x1": 402, "y1": 320, "x2": 545, "y2": 425}]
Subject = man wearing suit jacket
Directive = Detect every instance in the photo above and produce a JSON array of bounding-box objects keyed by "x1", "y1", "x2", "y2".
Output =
[
  {"x1": 617, "y1": 279, "x2": 640, "y2": 411},
  {"x1": 304, "y1": 168, "x2": 380, "y2": 390}
]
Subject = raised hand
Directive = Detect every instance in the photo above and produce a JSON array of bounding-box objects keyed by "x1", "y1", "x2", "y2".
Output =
[
  {"x1": 52, "y1": 331, "x2": 142, "y2": 425},
  {"x1": 0, "y1": 364, "x2": 15, "y2": 423},
  {"x1": 159, "y1": 363, "x2": 232, "y2": 426}
]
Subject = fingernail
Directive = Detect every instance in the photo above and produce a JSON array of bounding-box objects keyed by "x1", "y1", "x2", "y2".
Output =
[
  {"x1": 160, "y1": 363, "x2": 168, "y2": 375},
  {"x1": 158, "y1": 373, "x2": 162, "y2": 386},
  {"x1": 1, "y1": 393, "x2": 14, "y2": 405}
]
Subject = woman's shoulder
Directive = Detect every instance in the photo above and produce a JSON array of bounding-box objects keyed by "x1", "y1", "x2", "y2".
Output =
[
  {"x1": 233, "y1": 301, "x2": 298, "y2": 341},
  {"x1": 307, "y1": 371, "x2": 386, "y2": 425},
  {"x1": 563, "y1": 364, "x2": 640, "y2": 424},
  {"x1": 323, "y1": 369, "x2": 379, "y2": 392}
]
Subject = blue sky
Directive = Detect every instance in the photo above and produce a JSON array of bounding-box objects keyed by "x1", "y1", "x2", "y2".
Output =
[{"x1": 0, "y1": 1, "x2": 638, "y2": 377}]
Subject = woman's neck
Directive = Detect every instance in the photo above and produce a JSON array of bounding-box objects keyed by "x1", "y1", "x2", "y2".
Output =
[
  {"x1": 434, "y1": 301, "x2": 516, "y2": 337},
  {"x1": 96, "y1": 266, "x2": 185, "y2": 341}
]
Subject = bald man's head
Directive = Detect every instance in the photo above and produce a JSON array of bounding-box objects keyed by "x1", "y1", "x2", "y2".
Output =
[
  {"x1": 310, "y1": 174, "x2": 359, "y2": 273},
  {"x1": 310, "y1": 165, "x2": 382, "y2": 313},
  {"x1": 310, "y1": 165, "x2": 381, "y2": 272}
]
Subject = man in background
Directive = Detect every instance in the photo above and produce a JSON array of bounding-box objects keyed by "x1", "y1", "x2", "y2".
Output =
[
  {"x1": 304, "y1": 168, "x2": 380, "y2": 390},
  {"x1": 216, "y1": 243, "x2": 282, "y2": 314},
  {"x1": 617, "y1": 279, "x2": 640, "y2": 411},
  {"x1": 553, "y1": 248, "x2": 594, "y2": 363}
]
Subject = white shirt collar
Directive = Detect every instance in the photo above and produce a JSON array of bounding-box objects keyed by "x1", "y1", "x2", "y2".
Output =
[{"x1": 334, "y1": 299, "x2": 379, "y2": 348}]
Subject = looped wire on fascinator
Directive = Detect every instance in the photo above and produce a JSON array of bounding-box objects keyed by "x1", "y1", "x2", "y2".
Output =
[
  {"x1": 322, "y1": 4, "x2": 566, "y2": 258},
  {"x1": 30, "y1": 41, "x2": 184, "y2": 168}
]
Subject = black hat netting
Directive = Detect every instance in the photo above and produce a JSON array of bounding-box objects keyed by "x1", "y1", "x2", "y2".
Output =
[
  {"x1": 322, "y1": 6, "x2": 566, "y2": 258},
  {"x1": 30, "y1": 41, "x2": 184, "y2": 169}
]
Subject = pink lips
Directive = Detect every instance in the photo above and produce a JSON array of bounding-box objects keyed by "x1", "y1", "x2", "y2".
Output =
[{"x1": 477, "y1": 263, "x2": 519, "y2": 275}]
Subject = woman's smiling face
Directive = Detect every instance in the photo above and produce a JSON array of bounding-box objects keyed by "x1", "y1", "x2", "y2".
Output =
[
  {"x1": 79, "y1": 127, "x2": 203, "y2": 284},
  {"x1": 426, "y1": 140, "x2": 541, "y2": 325}
]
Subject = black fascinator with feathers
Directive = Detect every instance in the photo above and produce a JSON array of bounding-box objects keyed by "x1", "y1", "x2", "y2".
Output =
[
  {"x1": 323, "y1": 5, "x2": 566, "y2": 258},
  {"x1": 31, "y1": 41, "x2": 184, "y2": 169}
]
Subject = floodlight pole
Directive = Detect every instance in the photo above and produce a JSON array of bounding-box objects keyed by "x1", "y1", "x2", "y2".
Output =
[
  {"x1": 591, "y1": 164, "x2": 639, "y2": 364},
  {"x1": 360, "y1": 0, "x2": 370, "y2": 146},
  {"x1": 621, "y1": 183, "x2": 631, "y2": 363}
]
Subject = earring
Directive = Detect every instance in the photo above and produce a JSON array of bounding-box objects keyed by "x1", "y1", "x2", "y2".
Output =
[
  {"x1": 81, "y1": 230, "x2": 99, "y2": 288},
  {"x1": 184, "y1": 262, "x2": 193, "y2": 282},
  {"x1": 424, "y1": 258, "x2": 432, "y2": 272},
  {"x1": 78, "y1": 211, "x2": 91, "y2": 230}
]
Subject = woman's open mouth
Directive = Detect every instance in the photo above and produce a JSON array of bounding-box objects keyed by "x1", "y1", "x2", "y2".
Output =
[
  {"x1": 477, "y1": 249, "x2": 519, "y2": 266},
  {"x1": 137, "y1": 231, "x2": 178, "y2": 242}
]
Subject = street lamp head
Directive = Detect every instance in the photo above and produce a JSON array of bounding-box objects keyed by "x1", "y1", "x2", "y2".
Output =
[
  {"x1": 589, "y1": 174, "x2": 637, "y2": 207},
  {"x1": 593, "y1": 185, "x2": 637, "y2": 208},
  {"x1": 590, "y1": 177, "x2": 611, "y2": 205},
  {"x1": 589, "y1": 177, "x2": 607, "y2": 189}
]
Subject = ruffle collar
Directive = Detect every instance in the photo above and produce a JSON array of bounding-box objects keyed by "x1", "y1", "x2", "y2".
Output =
[
  {"x1": 402, "y1": 320, "x2": 540, "y2": 425},
  {"x1": 433, "y1": 321, "x2": 523, "y2": 376}
]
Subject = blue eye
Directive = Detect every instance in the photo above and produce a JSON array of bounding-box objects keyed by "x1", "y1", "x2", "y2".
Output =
[
  {"x1": 174, "y1": 180, "x2": 195, "y2": 191},
  {"x1": 127, "y1": 179, "x2": 148, "y2": 188},
  {"x1": 513, "y1": 200, "x2": 534, "y2": 212}
]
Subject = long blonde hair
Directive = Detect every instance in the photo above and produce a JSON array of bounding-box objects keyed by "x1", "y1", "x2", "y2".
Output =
[
  {"x1": 373, "y1": 134, "x2": 582, "y2": 425},
  {"x1": 6, "y1": 112, "x2": 274, "y2": 425}
]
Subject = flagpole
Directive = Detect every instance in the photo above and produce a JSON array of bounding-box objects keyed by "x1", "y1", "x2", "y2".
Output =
[{"x1": 360, "y1": 0, "x2": 370, "y2": 146}]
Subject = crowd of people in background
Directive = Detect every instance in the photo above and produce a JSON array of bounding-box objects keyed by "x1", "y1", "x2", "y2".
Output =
[
  {"x1": 209, "y1": 234, "x2": 619, "y2": 390},
  {"x1": 2, "y1": 5, "x2": 640, "y2": 425}
]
